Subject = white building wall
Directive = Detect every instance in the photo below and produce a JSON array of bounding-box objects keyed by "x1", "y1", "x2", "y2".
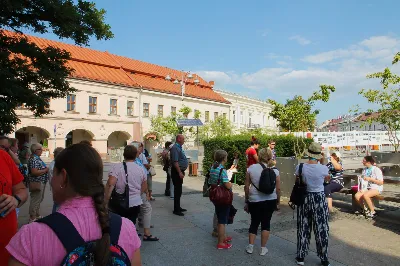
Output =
[
  {"x1": 215, "y1": 90, "x2": 278, "y2": 132},
  {"x1": 12, "y1": 79, "x2": 231, "y2": 157},
  {"x1": 140, "y1": 90, "x2": 230, "y2": 137}
]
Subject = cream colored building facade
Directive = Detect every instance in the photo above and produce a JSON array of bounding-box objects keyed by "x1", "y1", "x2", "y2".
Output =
[
  {"x1": 11, "y1": 79, "x2": 230, "y2": 157},
  {"x1": 7, "y1": 32, "x2": 278, "y2": 158},
  {"x1": 215, "y1": 90, "x2": 278, "y2": 131}
]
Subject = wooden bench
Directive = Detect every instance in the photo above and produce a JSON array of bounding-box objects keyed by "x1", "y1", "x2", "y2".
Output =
[
  {"x1": 339, "y1": 188, "x2": 400, "y2": 202},
  {"x1": 338, "y1": 187, "x2": 400, "y2": 211}
]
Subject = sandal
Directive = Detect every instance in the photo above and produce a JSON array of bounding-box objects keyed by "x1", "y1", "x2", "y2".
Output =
[
  {"x1": 150, "y1": 197, "x2": 156, "y2": 201},
  {"x1": 224, "y1": 236, "x2": 232, "y2": 243},
  {"x1": 143, "y1": 235, "x2": 159, "y2": 241}
]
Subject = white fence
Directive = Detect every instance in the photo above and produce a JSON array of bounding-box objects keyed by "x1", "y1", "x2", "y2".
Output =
[{"x1": 287, "y1": 131, "x2": 400, "y2": 149}]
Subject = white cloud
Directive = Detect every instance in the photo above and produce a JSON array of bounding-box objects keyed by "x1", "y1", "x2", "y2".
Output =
[
  {"x1": 199, "y1": 35, "x2": 400, "y2": 121},
  {"x1": 199, "y1": 35, "x2": 400, "y2": 120},
  {"x1": 289, "y1": 35, "x2": 312, "y2": 45},
  {"x1": 277, "y1": 61, "x2": 290, "y2": 66},
  {"x1": 195, "y1": 71, "x2": 232, "y2": 85},
  {"x1": 303, "y1": 36, "x2": 400, "y2": 64}
]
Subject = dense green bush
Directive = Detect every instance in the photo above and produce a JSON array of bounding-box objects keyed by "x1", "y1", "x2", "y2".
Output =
[{"x1": 202, "y1": 134, "x2": 313, "y2": 185}]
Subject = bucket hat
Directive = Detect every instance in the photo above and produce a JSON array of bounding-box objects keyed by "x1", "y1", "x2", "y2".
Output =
[{"x1": 305, "y1": 142, "x2": 323, "y2": 159}]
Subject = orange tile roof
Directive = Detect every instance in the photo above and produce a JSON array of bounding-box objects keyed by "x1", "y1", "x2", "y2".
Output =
[{"x1": 3, "y1": 30, "x2": 229, "y2": 104}]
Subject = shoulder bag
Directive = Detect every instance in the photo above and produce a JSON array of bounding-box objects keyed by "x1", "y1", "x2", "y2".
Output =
[
  {"x1": 109, "y1": 162, "x2": 130, "y2": 214},
  {"x1": 288, "y1": 163, "x2": 307, "y2": 209},
  {"x1": 209, "y1": 167, "x2": 233, "y2": 206}
]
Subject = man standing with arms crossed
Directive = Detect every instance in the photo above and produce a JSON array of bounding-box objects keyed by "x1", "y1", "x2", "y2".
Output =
[{"x1": 170, "y1": 134, "x2": 188, "y2": 216}]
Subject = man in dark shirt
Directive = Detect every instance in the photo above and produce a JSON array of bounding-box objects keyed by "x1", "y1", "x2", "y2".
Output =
[{"x1": 170, "y1": 134, "x2": 188, "y2": 216}]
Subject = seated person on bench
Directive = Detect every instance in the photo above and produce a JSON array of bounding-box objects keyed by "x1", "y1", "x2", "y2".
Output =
[
  {"x1": 354, "y1": 156, "x2": 384, "y2": 219},
  {"x1": 324, "y1": 152, "x2": 344, "y2": 213}
]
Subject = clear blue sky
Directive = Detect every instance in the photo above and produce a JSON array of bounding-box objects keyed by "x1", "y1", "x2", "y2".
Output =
[{"x1": 33, "y1": 0, "x2": 400, "y2": 122}]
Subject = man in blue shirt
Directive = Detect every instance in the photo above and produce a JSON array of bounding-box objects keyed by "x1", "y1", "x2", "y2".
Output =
[{"x1": 170, "y1": 134, "x2": 188, "y2": 216}]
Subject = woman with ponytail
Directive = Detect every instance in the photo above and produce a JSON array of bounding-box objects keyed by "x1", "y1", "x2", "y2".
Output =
[{"x1": 7, "y1": 144, "x2": 142, "y2": 266}]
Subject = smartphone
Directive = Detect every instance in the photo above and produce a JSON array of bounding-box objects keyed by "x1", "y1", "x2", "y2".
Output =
[{"x1": 0, "y1": 210, "x2": 7, "y2": 217}]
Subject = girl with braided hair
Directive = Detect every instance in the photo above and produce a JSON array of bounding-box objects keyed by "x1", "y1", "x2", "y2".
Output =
[{"x1": 7, "y1": 143, "x2": 142, "y2": 265}]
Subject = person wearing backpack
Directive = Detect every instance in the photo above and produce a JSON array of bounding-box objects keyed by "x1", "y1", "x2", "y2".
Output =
[
  {"x1": 7, "y1": 143, "x2": 142, "y2": 266},
  {"x1": 244, "y1": 148, "x2": 280, "y2": 256}
]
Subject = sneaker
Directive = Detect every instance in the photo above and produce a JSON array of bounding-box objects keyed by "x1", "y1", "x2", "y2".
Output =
[
  {"x1": 173, "y1": 211, "x2": 184, "y2": 216},
  {"x1": 170, "y1": 196, "x2": 174, "y2": 200},
  {"x1": 321, "y1": 260, "x2": 331, "y2": 266},
  {"x1": 245, "y1": 244, "x2": 254, "y2": 254},
  {"x1": 260, "y1": 247, "x2": 268, "y2": 256},
  {"x1": 354, "y1": 210, "x2": 363, "y2": 216},
  {"x1": 217, "y1": 243, "x2": 232, "y2": 250},
  {"x1": 295, "y1": 257, "x2": 305, "y2": 265},
  {"x1": 180, "y1": 208, "x2": 187, "y2": 212},
  {"x1": 366, "y1": 211, "x2": 377, "y2": 219}
]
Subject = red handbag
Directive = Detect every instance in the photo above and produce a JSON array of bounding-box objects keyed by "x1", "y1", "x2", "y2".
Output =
[{"x1": 209, "y1": 168, "x2": 233, "y2": 206}]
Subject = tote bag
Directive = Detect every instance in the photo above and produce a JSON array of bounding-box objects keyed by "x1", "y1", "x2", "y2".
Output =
[
  {"x1": 289, "y1": 163, "x2": 307, "y2": 209},
  {"x1": 109, "y1": 162, "x2": 130, "y2": 213},
  {"x1": 209, "y1": 167, "x2": 233, "y2": 206}
]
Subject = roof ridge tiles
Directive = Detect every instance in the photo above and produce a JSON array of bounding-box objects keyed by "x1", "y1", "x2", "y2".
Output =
[{"x1": 3, "y1": 30, "x2": 229, "y2": 104}]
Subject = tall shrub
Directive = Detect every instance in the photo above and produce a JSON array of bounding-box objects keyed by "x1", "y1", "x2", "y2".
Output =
[{"x1": 202, "y1": 134, "x2": 313, "y2": 184}]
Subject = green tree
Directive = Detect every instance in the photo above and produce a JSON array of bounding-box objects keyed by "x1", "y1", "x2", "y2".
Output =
[
  {"x1": 359, "y1": 53, "x2": 400, "y2": 152},
  {"x1": 194, "y1": 109, "x2": 202, "y2": 119},
  {"x1": 268, "y1": 85, "x2": 335, "y2": 132},
  {"x1": 179, "y1": 105, "x2": 192, "y2": 118},
  {"x1": 0, "y1": 0, "x2": 113, "y2": 134},
  {"x1": 208, "y1": 116, "x2": 234, "y2": 138}
]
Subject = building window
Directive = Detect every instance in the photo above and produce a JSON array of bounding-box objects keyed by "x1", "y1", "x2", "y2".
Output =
[
  {"x1": 214, "y1": 112, "x2": 218, "y2": 120},
  {"x1": 249, "y1": 113, "x2": 252, "y2": 126},
  {"x1": 89, "y1": 96, "x2": 97, "y2": 113},
  {"x1": 67, "y1": 94, "x2": 76, "y2": 111},
  {"x1": 240, "y1": 111, "x2": 244, "y2": 123},
  {"x1": 110, "y1": 99, "x2": 118, "y2": 115},
  {"x1": 127, "y1": 101, "x2": 134, "y2": 116},
  {"x1": 374, "y1": 125, "x2": 376, "y2": 131},
  {"x1": 143, "y1": 103, "x2": 150, "y2": 117},
  {"x1": 171, "y1": 106, "x2": 176, "y2": 115},
  {"x1": 205, "y1": 111, "x2": 210, "y2": 122},
  {"x1": 223, "y1": 113, "x2": 227, "y2": 119},
  {"x1": 158, "y1": 105, "x2": 164, "y2": 117},
  {"x1": 233, "y1": 111, "x2": 236, "y2": 122}
]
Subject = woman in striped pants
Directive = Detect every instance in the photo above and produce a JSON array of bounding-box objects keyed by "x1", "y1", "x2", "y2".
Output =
[{"x1": 295, "y1": 143, "x2": 331, "y2": 266}]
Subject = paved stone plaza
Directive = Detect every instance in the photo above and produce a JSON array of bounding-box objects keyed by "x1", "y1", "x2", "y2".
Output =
[{"x1": 17, "y1": 164, "x2": 400, "y2": 266}]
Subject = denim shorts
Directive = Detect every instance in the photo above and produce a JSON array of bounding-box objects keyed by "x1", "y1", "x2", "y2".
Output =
[{"x1": 214, "y1": 204, "x2": 231, "y2": 225}]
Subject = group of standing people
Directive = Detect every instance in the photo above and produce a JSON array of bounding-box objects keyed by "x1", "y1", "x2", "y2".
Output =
[
  {"x1": 243, "y1": 139, "x2": 331, "y2": 265},
  {"x1": 1, "y1": 139, "x2": 142, "y2": 265}
]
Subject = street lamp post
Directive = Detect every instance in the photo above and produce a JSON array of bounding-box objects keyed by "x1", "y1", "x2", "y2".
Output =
[{"x1": 166, "y1": 71, "x2": 200, "y2": 102}]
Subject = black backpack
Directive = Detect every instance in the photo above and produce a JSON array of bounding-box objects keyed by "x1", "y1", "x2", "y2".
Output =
[{"x1": 251, "y1": 163, "x2": 276, "y2": 194}]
